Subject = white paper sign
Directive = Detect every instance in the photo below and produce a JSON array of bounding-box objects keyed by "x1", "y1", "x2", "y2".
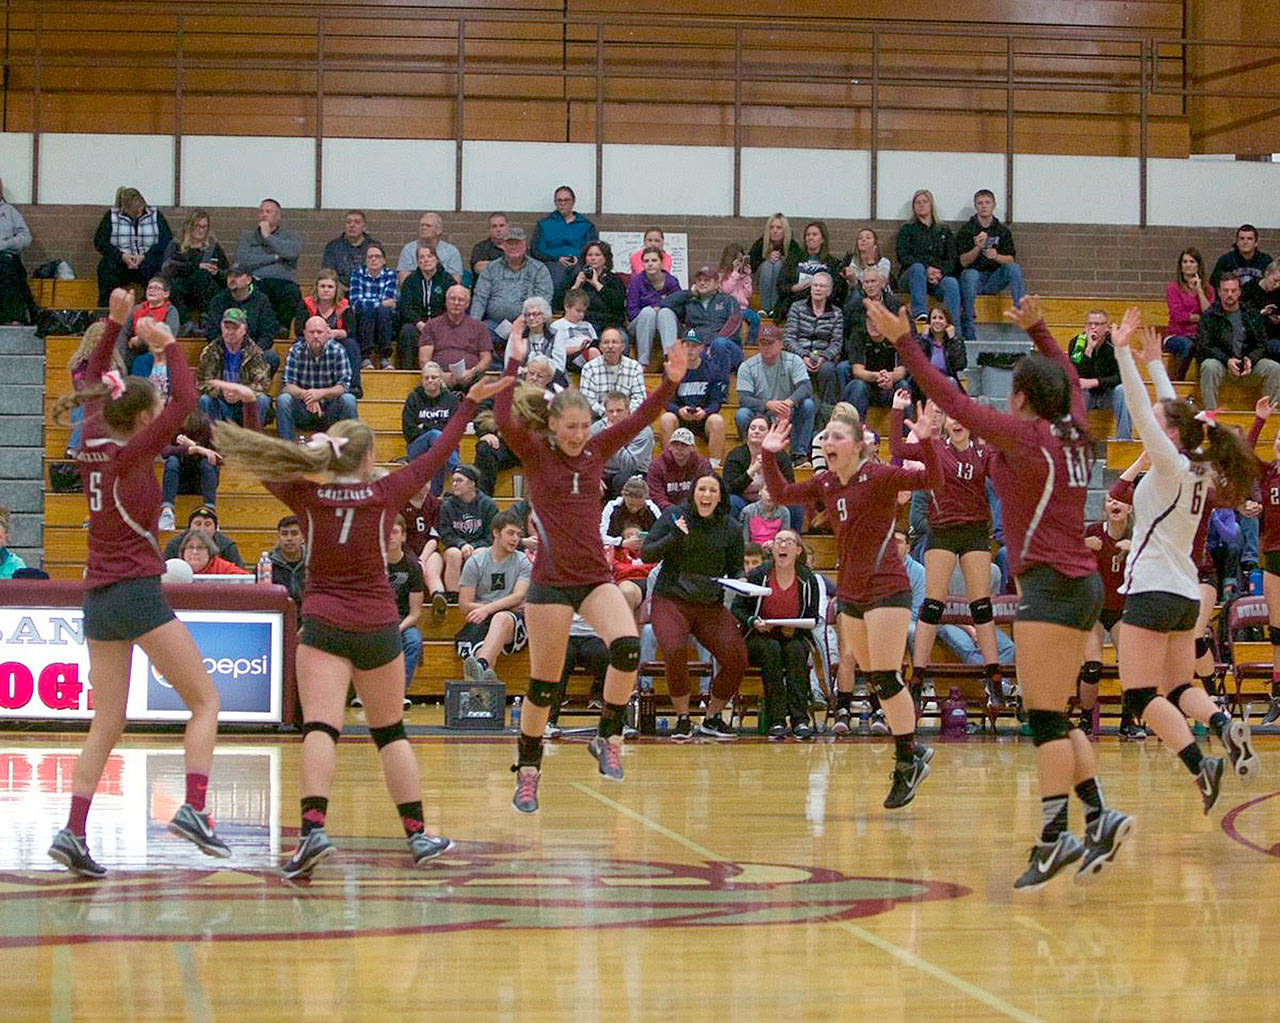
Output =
[{"x1": 600, "y1": 231, "x2": 690, "y2": 289}]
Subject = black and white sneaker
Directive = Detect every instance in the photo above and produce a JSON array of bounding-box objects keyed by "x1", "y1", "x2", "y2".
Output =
[
  {"x1": 48, "y1": 828, "x2": 107, "y2": 878},
  {"x1": 831, "y1": 706, "x2": 852, "y2": 736},
  {"x1": 1013, "y1": 833, "x2": 1085, "y2": 891},
  {"x1": 168, "y1": 803, "x2": 232, "y2": 858},
  {"x1": 1261, "y1": 698, "x2": 1280, "y2": 727},
  {"x1": 883, "y1": 750, "x2": 931, "y2": 809},
  {"x1": 407, "y1": 832, "x2": 452, "y2": 866},
  {"x1": 1196, "y1": 756, "x2": 1225, "y2": 815},
  {"x1": 698, "y1": 714, "x2": 736, "y2": 740},
  {"x1": 1075, "y1": 809, "x2": 1134, "y2": 883},
  {"x1": 1217, "y1": 716, "x2": 1259, "y2": 782},
  {"x1": 791, "y1": 718, "x2": 816, "y2": 740},
  {"x1": 670, "y1": 716, "x2": 695, "y2": 742},
  {"x1": 1119, "y1": 720, "x2": 1148, "y2": 742},
  {"x1": 869, "y1": 710, "x2": 889, "y2": 736},
  {"x1": 282, "y1": 828, "x2": 335, "y2": 879},
  {"x1": 767, "y1": 723, "x2": 787, "y2": 741}
]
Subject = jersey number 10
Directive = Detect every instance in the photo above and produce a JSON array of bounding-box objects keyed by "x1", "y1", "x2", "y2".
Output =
[{"x1": 1064, "y1": 447, "x2": 1090, "y2": 489}]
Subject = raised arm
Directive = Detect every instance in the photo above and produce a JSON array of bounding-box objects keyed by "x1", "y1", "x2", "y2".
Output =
[
  {"x1": 1007, "y1": 295, "x2": 1088, "y2": 430},
  {"x1": 759, "y1": 421, "x2": 823, "y2": 507},
  {"x1": 492, "y1": 352, "x2": 540, "y2": 459},
  {"x1": 887, "y1": 397, "x2": 920, "y2": 461},
  {"x1": 120, "y1": 323, "x2": 198, "y2": 467},
  {"x1": 1113, "y1": 315, "x2": 1184, "y2": 477},
  {"x1": 1249, "y1": 396, "x2": 1272, "y2": 447},
  {"x1": 595, "y1": 345, "x2": 686, "y2": 460},
  {"x1": 87, "y1": 290, "x2": 135, "y2": 380}
]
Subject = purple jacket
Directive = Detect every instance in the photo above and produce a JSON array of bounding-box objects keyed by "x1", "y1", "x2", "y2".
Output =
[{"x1": 626, "y1": 271, "x2": 681, "y2": 322}]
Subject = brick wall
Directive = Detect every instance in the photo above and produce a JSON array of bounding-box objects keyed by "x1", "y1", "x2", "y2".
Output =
[{"x1": 20, "y1": 205, "x2": 1251, "y2": 304}]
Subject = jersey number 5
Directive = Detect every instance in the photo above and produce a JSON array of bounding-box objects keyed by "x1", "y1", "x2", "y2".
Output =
[
  {"x1": 87, "y1": 472, "x2": 103, "y2": 513},
  {"x1": 334, "y1": 507, "x2": 354, "y2": 544}
]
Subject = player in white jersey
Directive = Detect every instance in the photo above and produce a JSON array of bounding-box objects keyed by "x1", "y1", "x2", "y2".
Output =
[{"x1": 1112, "y1": 312, "x2": 1260, "y2": 814}]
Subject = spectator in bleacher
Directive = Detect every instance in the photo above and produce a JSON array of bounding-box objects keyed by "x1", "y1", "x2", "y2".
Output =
[
  {"x1": 724, "y1": 412, "x2": 795, "y2": 517},
  {"x1": 841, "y1": 310, "x2": 906, "y2": 422},
  {"x1": 895, "y1": 188, "x2": 960, "y2": 326},
  {"x1": 0, "y1": 506, "x2": 24, "y2": 578},
  {"x1": 717, "y1": 243, "x2": 760, "y2": 347},
  {"x1": 402, "y1": 361, "x2": 460, "y2": 493},
  {"x1": 160, "y1": 209, "x2": 227, "y2": 332},
  {"x1": 643, "y1": 473, "x2": 748, "y2": 740},
  {"x1": 733, "y1": 528, "x2": 819, "y2": 738},
  {"x1": 385, "y1": 514, "x2": 425, "y2": 707},
  {"x1": 469, "y1": 212, "x2": 509, "y2": 278},
  {"x1": 749, "y1": 214, "x2": 802, "y2": 318},
  {"x1": 401, "y1": 480, "x2": 440, "y2": 568},
  {"x1": 1164, "y1": 247, "x2": 1216, "y2": 376},
  {"x1": 549, "y1": 290, "x2": 599, "y2": 374},
  {"x1": 163, "y1": 504, "x2": 244, "y2": 566},
  {"x1": 470, "y1": 227, "x2": 554, "y2": 349},
  {"x1": 348, "y1": 243, "x2": 398, "y2": 370},
  {"x1": 206, "y1": 263, "x2": 281, "y2": 357},
  {"x1": 776, "y1": 220, "x2": 844, "y2": 322},
  {"x1": 740, "y1": 486, "x2": 791, "y2": 554},
  {"x1": 593, "y1": 391, "x2": 655, "y2": 497},
  {"x1": 626, "y1": 246, "x2": 681, "y2": 366},
  {"x1": 127, "y1": 303, "x2": 177, "y2": 399},
  {"x1": 838, "y1": 227, "x2": 893, "y2": 299},
  {"x1": 0, "y1": 179, "x2": 35, "y2": 325},
  {"x1": 1196, "y1": 274, "x2": 1280, "y2": 410},
  {"x1": 504, "y1": 301, "x2": 566, "y2": 380},
  {"x1": 839, "y1": 266, "x2": 900, "y2": 369},
  {"x1": 580, "y1": 326, "x2": 645, "y2": 416},
  {"x1": 658, "y1": 331, "x2": 728, "y2": 466},
  {"x1": 735, "y1": 325, "x2": 815, "y2": 466},
  {"x1": 1210, "y1": 224, "x2": 1272, "y2": 289},
  {"x1": 64, "y1": 324, "x2": 123, "y2": 456},
  {"x1": 629, "y1": 227, "x2": 671, "y2": 274},
  {"x1": 555, "y1": 240, "x2": 627, "y2": 334},
  {"x1": 428, "y1": 465, "x2": 500, "y2": 612},
  {"x1": 456, "y1": 509, "x2": 532, "y2": 683},
  {"x1": 420, "y1": 284, "x2": 493, "y2": 388},
  {"x1": 93, "y1": 187, "x2": 171, "y2": 305},
  {"x1": 473, "y1": 355, "x2": 554, "y2": 495},
  {"x1": 956, "y1": 188, "x2": 1025, "y2": 342},
  {"x1": 180, "y1": 531, "x2": 248, "y2": 576},
  {"x1": 647, "y1": 426, "x2": 712, "y2": 510},
  {"x1": 531, "y1": 185, "x2": 598, "y2": 293},
  {"x1": 1066, "y1": 310, "x2": 1131, "y2": 440},
  {"x1": 275, "y1": 315, "x2": 357, "y2": 442},
  {"x1": 396, "y1": 212, "x2": 463, "y2": 285},
  {"x1": 610, "y1": 524, "x2": 656, "y2": 614},
  {"x1": 296, "y1": 269, "x2": 358, "y2": 396},
  {"x1": 321, "y1": 209, "x2": 381, "y2": 287},
  {"x1": 912, "y1": 306, "x2": 967, "y2": 396},
  {"x1": 268, "y1": 515, "x2": 307, "y2": 607},
  {"x1": 601, "y1": 474, "x2": 661, "y2": 546},
  {"x1": 663, "y1": 265, "x2": 744, "y2": 364},
  {"x1": 196, "y1": 308, "x2": 272, "y2": 426},
  {"x1": 783, "y1": 270, "x2": 843, "y2": 405},
  {"x1": 236, "y1": 198, "x2": 302, "y2": 336},
  {"x1": 1242, "y1": 258, "x2": 1280, "y2": 342},
  {"x1": 395, "y1": 244, "x2": 451, "y2": 368},
  {"x1": 121, "y1": 277, "x2": 181, "y2": 372}
]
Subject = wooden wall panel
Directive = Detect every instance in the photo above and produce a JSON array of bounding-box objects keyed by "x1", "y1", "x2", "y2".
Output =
[{"x1": 1185, "y1": 0, "x2": 1280, "y2": 154}]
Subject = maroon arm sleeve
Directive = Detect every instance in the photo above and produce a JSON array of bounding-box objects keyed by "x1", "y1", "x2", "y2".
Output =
[
  {"x1": 886, "y1": 435, "x2": 944, "y2": 492},
  {"x1": 1249, "y1": 415, "x2": 1265, "y2": 448},
  {"x1": 85, "y1": 319, "x2": 122, "y2": 381},
  {"x1": 119, "y1": 340, "x2": 198, "y2": 468},
  {"x1": 1025, "y1": 319, "x2": 1088, "y2": 433},
  {"x1": 887, "y1": 407, "x2": 920, "y2": 461},
  {"x1": 761, "y1": 449, "x2": 822, "y2": 507},
  {"x1": 493, "y1": 357, "x2": 539, "y2": 460},
  {"x1": 1108, "y1": 477, "x2": 1136, "y2": 503},
  {"x1": 379, "y1": 397, "x2": 480, "y2": 508}
]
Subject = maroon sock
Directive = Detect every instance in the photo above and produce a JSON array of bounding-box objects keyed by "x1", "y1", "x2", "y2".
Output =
[
  {"x1": 185, "y1": 772, "x2": 209, "y2": 813},
  {"x1": 67, "y1": 794, "x2": 92, "y2": 838}
]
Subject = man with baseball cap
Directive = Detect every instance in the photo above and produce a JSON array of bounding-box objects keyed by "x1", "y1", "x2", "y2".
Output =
[
  {"x1": 469, "y1": 225, "x2": 553, "y2": 351},
  {"x1": 658, "y1": 330, "x2": 729, "y2": 467},
  {"x1": 661, "y1": 264, "x2": 743, "y2": 365},
  {"x1": 196, "y1": 306, "x2": 274, "y2": 425},
  {"x1": 646, "y1": 425, "x2": 712, "y2": 511},
  {"x1": 162, "y1": 504, "x2": 246, "y2": 567},
  {"x1": 203, "y1": 261, "x2": 281, "y2": 359}
]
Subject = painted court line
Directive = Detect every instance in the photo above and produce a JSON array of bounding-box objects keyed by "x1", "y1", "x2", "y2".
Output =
[
  {"x1": 572, "y1": 781, "x2": 1043, "y2": 1023},
  {"x1": 50, "y1": 946, "x2": 72, "y2": 1023},
  {"x1": 173, "y1": 944, "x2": 214, "y2": 1023}
]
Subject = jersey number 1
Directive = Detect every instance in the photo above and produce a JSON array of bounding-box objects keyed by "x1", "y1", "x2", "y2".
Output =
[
  {"x1": 334, "y1": 507, "x2": 354, "y2": 544},
  {"x1": 571, "y1": 472, "x2": 580, "y2": 495}
]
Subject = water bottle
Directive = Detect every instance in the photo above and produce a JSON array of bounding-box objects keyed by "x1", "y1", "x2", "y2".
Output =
[
  {"x1": 858, "y1": 703, "x2": 870, "y2": 734},
  {"x1": 511, "y1": 696, "x2": 522, "y2": 732},
  {"x1": 257, "y1": 550, "x2": 272, "y2": 584},
  {"x1": 656, "y1": 716, "x2": 668, "y2": 735}
]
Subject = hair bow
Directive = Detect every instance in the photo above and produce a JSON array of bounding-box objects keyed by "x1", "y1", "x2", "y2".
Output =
[
  {"x1": 1194, "y1": 409, "x2": 1221, "y2": 426},
  {"x1": 101, "y1": 370, "x2": 126, "y2": 400},
  {"x1": 309, "y1": 432, "x2": 348, "y2": 458}
]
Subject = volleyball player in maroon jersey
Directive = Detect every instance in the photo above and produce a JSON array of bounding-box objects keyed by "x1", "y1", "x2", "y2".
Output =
[
  {"x1": 496, "y1": 325, "x2": 686, "y2": 813},
  {"x1": 866, "y1": 295, "x2": 1131, "y2": 888},
  {"x1": 761, "y1": 404, "x2": 944, "y2": 808},
  {"x1": 887, "y1": 391, "x2": 1005, "y2": 713},
  {"x1": 1247, "y1": 397, "x2": 1280, "y2": 725},
  {"x1": 48, "y1": 291, "x2": 230, "y2": 877},
  {"x1": 214, "y1": 374, "x2": 511, "y2": 877}
]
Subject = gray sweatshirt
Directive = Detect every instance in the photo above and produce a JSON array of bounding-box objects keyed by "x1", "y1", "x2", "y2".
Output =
[
  {"x1": 469, "y1": 257, "x2": 553, "y2": 324},
  {"x1": 0, "y1": 202, "x2": 31, "y2": 253},
  {"x1": 236, "y1": 226, "x2": 301, "y2": 282}
]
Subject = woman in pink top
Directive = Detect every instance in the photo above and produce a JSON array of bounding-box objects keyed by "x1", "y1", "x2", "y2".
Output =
[
  {"x1": 718, "y1": 242, "x2": 760, "y2": 345},
  {"x1": 627, "y1": 227, "x2": 672, "y2": 274},
  {"x1": 1164, "y1": 247, "x2": 1214, "y2": 378}
]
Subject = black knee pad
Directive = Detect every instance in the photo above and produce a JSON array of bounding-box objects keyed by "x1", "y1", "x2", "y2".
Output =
[
  {"x1": 869, "y1": 669, "x2": 905, "y2": 699},
  {"x1": 1166, "y1": 683, "x2": 1192, "y2": 709},
  {"x1": 525, "y1": 677, "x2": 559, "y2": 708},
  {"x1": 918, "y1": 598, "x2": 945, "y2": 626},
  {"x1": 1026, "y1": 709, "x2": 1071, "y2": 746},
  {"x1": 609, "y1": 635, "x2": 641, "y2": 672},
  {"x1": 1122, "y1": 686, "x2": 1158, "y2": 719},
  {"x1": 1195, "y1": 636, "x2": 1211, "y2": 660},
  {"x1": 369, "y1": 720, "x2": 407, "y2": 750},
  {"x1": 969, "y1": 597, "x2": 994, "y2": 625},
  {"x1": 1079, "y1": 660, "x2": 1102, "y2": 687},
  {"x1": 302, "y1": 721, "x2": 341, "y2": 743},
  {"x1": 1270, "y1": 626, "x2": 1280, "y2": 647}
]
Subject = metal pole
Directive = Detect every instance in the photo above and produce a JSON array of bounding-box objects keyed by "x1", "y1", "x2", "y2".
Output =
[
  {"x1": 733, "y1": 26, "x2": 742, "y2": 218},
  {"x1": 455, "y1": 20, "x2": 464, "y2": 213},
  {"x1": 30, "y1": 9, "x2": 39, "y2": 203},
  {"x1": 1139, "y1": 39, "x2": 1149, "y2": 228},
  {"x1": 595, "y1": 24, "x2": 604, "y2": 215},
  {"x1": 314, "y1": 17, "x2": 324, "y2": 209},
  {"x1": 174, "y1": 14, "x2": 183, "y2": 206},
  {"x1": 1005, "y1": 35, "x2": 1014, "y2": 220},
  {"x1": 869, "y1": 30, "x2": 878, "y2": 220}
]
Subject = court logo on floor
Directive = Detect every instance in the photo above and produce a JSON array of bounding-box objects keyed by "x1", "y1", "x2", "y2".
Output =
[{"x1": 0, "y1": 841, "x2": 970, "y2": 945}]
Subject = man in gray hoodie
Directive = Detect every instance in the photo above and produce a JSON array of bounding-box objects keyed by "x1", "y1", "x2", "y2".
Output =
[{"x1": 236, "y1": 198, "x2": 303, "y2": 336}]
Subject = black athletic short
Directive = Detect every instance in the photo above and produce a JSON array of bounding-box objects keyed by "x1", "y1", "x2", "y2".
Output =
[
  {"x1": 83, "y1": 576, "x2": 176, "y2": 642},
  {"x1": 925, "y1": 522, "x2": 991, "y2": 556},
  {"x1": 455, "y1": 610, "x2": 528, "y2": 658},
  {"x1": 1122, "y1": 590, "x2": 1199, "y2": 633},
  {"x1": 300, "y1": 616, "x2": 402, "y2": 671},
  {"x1": 526, "y1": 580, "x2": 607, "y2": 612},
  {"x1": 1263, "y1": 551, "x2": 1280, "y2": 577},
  {"x1": 837, "y1": 590, "x2": 913, "y2": 619},
  {"x1": 1098, "y1": 607, "x2": 1123, "y2": 633},
  {"x1": 1015, "y1": 564, "x2": 1102, "y2": 631}
]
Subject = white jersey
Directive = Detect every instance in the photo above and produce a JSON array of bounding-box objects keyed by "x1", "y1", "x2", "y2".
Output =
[{"x1": 1116, "y1": 346, "x2": 1206, "y2": 601}]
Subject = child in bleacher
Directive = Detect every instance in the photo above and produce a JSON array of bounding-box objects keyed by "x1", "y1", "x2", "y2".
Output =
[
  {"x1": 550, "y1": 289, "x2": 599, "y2": 372},
  {"x1": 717, "y1": 243, "x2": 760, "y2": 346},
  {"x1": 609, "y1": 524, "x2": 657, "y2": 614},
  {"x1": 65, "y1": 323, "x2": 125, "y2": 457},
  {"x1": 740, "y1": 485, "x2": 791, "y2": 554}
]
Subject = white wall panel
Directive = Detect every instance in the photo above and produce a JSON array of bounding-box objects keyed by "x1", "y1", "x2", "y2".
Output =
[
  {"x1": 740, "y1": 148, "x2": 869, "y2": 220},
  {"x1": 39, "y1": 134, "x2": 173, "y2": 206},
  {"x1": 0, "y1": 134, "x2": 34, "y2": 203},
  {"x1": 321, "y1": 138, "x2": 454, "y2": 210},
  {"x1": 181, "y1": 136, "x2": 314, "y2": 209},
  {"x1": 462, "y1": 142, "x2": 595, "y2": 214},
  {"x1": 1012, "y1": 155, "x2": 1139, "y2": 225},
  {"x1": 603, "y1": 144, "x2": 733, "y2": 215},
  {"x1": 876, "y1": 151, "x2": 1005, "y2": 223},
  {"x1": 1149, "y1": 158, "x2": 1280, "y2": 228}
]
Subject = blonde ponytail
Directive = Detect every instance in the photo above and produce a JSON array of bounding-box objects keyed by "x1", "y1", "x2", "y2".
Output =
[{"x1": 213, "y1": 417, "x2": 375, "y2": 479}]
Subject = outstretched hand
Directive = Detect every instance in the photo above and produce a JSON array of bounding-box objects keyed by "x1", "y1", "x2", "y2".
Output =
[
  {"x1": 1135, "y1": 326, "x2": 1163, "y2": 365},
  {"x1": 664, "y1": 339, "x2": 689, "y2": 384},
  {"x1": 863, "y1": 300, "x2": 914, "y2": 346},
  {"x1": 1256, "y1": 396, "x2": 1274, "y2": 420},
  {"x1": 135, "y1": 316, "x2": 174, "y2": 350},
  {"x1": 1003, "y1": 295, "x2": 1046, "y2": 331},
  {"x1": 466, "y1": 374, "x2": 515, "y2": 404},
  {"x1": 760, "y1": 417, "x2": 791, "y2": 454},
  {"x1": 107, "y1": 288, "x2": 135, "y2": 327},
  {"x1": 891, "y1": 388, "x2": 912, "y2": 412},
  {"x1": 1108, "y1": 306, "x2": 1143, "y2": 349},
  {"x1": 913, "y1": 406, "x2": 937, "y2": 440}
]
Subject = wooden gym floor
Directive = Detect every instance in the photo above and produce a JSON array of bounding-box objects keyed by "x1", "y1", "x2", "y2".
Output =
[{"x1": 0, "y1": 722, "x2": 1276, "y2": 1022}]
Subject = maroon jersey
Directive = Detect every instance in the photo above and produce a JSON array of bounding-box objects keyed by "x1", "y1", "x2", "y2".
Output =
[
  {"x1": 265, "y1": 398, "x2": 477, "y2": 629},
  {"x1": 1085, "y1": 522, "x2": 1129, "y2": 611},
  {"x1": 1248, "y1": 416, "x2": 1280, "y2": 554},
  {"x1": 764, "y1": 443, "x2": 942, "y2": 604},
  {"x1": 77, "y1": 320, "x2": 198, "y2": 588},
  {"x1": 889, "y1": 409, "x2": 992, "y2": 528},
  {"x1": 496, "y1": 359, "x2": 677, "y2": 588},
  {"x1": 895, "y1": 319, "x2": 1096, "y2": 579},
  {"x1": 400, "y1": 493, "x2": 440, "y2": 559}
]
